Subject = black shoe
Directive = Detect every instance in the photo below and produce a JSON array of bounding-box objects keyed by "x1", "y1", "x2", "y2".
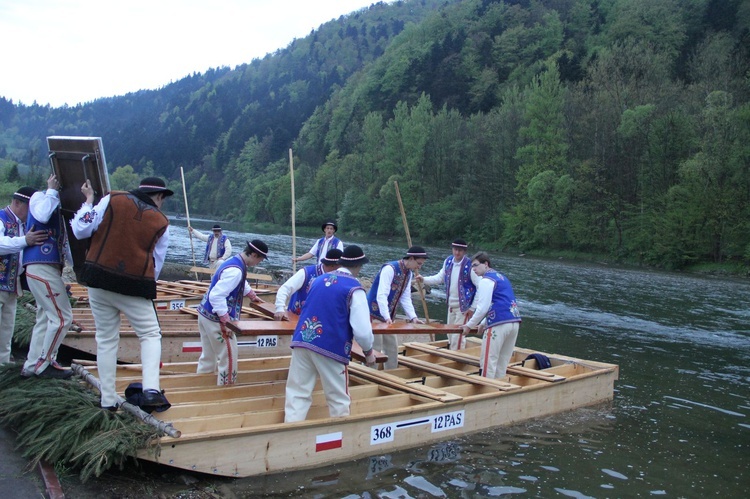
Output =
[
  {"x1": 37, "y1": 365, "x2": 74, "y2": 379},
  {"x1": 101, "y1": 405, "x2": 119, "y2": 412},
  {"x1": 139, "y1": 389, "x2": 171, "y2": 413}
]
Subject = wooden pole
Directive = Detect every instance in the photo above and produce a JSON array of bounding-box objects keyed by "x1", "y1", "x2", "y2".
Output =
[
  {"x1": 393, "y1": 181, "x2": 431, "y2": 326},
  {"x1": 180, "y1": 167, "x2": 199, "y2": 280},
  {"x1": 290, "y1": 148, "x2": 297, "y2": 273}
]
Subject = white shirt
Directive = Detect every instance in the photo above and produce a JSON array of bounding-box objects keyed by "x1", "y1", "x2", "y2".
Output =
[
  {"x1": 308, "y1": 236, "x2": 343, "y2": 263},
  {"x1": 375, "y1": 263, "x2": 417, "y2": 322},
  {"x1": 206, "y1": 265, "x2": 252, "y2": 317},
  {"x1": 422, "y1": 256, "x2": 481, "y2": 309},
  {"x1": 464, "y1": 277, "x2": 496, "y2": 329},
  {"x1": 193, "y1": 228, "x2": 232, "y2": 262},
  {"x1": 275, "y1": 266, "x2": 309, "y2": 312},
  {"x1": 70, "y1": 194, "x2": 170, "y2": 279},
  {"x1": 28, "y1": 188, "x2": 73, "y2": 265},
  {"x1": 339, "y1": 268, "x2": 374, "y2": 352},
  {"x1": 0, "y1": 207, "x2": 27, "y2": 255},
  {"x1": 0, "y1": 207, "x2": 27, "y2": 294}
]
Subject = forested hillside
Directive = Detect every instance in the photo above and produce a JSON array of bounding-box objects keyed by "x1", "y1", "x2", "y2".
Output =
[{"x1": 1, "y1": 0, "x2": 749, "y2": 269}]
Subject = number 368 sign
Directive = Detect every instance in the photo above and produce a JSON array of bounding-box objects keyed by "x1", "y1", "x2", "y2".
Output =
[{"x1": 370, "y1": 410, "x2": 465, "y2": 445}]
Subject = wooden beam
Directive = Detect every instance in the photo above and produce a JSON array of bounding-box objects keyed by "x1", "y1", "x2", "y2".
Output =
[
  {"x1": 348, "y1": 363, "x2": 462, "y2": 403},
  {"x1": 397, "y1": 356, "x2": 520, "y2": 391}
]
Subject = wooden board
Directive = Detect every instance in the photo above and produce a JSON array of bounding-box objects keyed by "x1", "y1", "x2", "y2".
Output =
[
  {"x1": 47, "y1": 136, "x2": 111, "y2": 279},
  {"x1": 227, "y1": 320, "x2": 465, "y2": 335}
]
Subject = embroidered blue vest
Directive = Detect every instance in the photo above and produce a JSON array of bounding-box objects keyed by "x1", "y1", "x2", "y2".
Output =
[
  {"x1": 203, "y1": 234, "x2": 228, "y2": 262},
  {"x1": 291, "y1": 270, "x2": 363, "y2": 365},
  {"x1": 287, "y1": 263, "x2": 323, "y2": 315},
  {"x1": 23, "y1": 206, "x2": 65, "y2": 266},
  {"x1": 0, "y1": 207, "x2": 22, "y2": 293},
  {"x1": 483, "y1": 270, "x2": 522, "y2": 328},
  {"x1": 197, "y1": 255, "x2": 247, "y2": 322},
  {"x1": 313, "y1": 236, "x2": 341, "y2": 261},
  {"x1": 444, "y1": 256, "x2": 477, "y2": 313},
  {"x1": 368, "y1": 260, "x2": 410, "y2": 321}
]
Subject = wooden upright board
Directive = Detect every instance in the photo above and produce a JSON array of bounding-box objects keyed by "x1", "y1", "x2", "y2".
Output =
[{"x1": 46, "y1": 136, "x2": 110, "y2": 278}]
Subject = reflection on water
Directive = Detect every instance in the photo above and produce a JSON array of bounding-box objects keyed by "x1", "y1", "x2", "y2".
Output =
[{"x1": 167, "y1": 219, "x2": 750, "y2": 497}]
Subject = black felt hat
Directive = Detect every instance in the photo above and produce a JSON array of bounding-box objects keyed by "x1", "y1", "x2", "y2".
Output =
[
  {"x1": 138, "y1": 177, "x2": 174, "y2": 197},
  {"x1": 246, "y1": 239, "x2": 268, "y2": 259},
  {"x1": 321, "y1": 248, "x2": 343, "y2": 266},
  {"x1": 405, "y1": 246, "x2": 429, "y2": 259},
  {"x1": 339, "y1": 245, "x2": 369, "y2": 267},
  {"x1": 321, "y1": 220, "x2": 338, "y2": 232},
  {"x1": 12, "y1": 186, "x2": 36, "y2": 202},
  {"x1": 451, "y1": 238, "x2": 468, "y2": 249},
  {"x1": 212, "y1": 224, "x2": 222, "y2": 231}
]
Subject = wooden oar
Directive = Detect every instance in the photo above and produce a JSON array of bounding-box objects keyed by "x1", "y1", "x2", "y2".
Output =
[
  {"x1": 180, "y1": 166, "x2": 199, "y2": 280},
  {"x1": 393, "y1": 181, "x2": 432, "y2": 335},
  {"x1": 289, "y1": 148, "x2": 297, "y2": 274}
]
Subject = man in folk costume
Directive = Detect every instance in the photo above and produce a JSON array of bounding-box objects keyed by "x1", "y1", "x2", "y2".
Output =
[
  {"x1": 368, "y1": 246, "x2": 427, "y2": 370},
  {"x1": 417, "y1": 238, "x2": 480, "y2": 350},
  {"x1": 71, "y1": 177, "x2": 173, "y2": 411},
  {"x1": 21, "y1": 174, "x2": 76, "y2": 379},
  {"x1": 460, "y1": 252, "x2": 521, "y2": 379},
  {"x1": 196, "y1": 239, "x2": 268, "y2": 385},
  {"x1": 284, "y1": 245, "x2": 375, "y2": 422},
  {"x1": 274, "y1": 248, "x2": 342, "y2": 320},
  {"x1": 1, "y1": 187, "x2": 47, "y2": 364},
  {"x1": 292, "y1": 220, "x2": 343, "y2": 265},
  {"x1": 189, "y1": 224, "x2": 232, "y2": 269}
]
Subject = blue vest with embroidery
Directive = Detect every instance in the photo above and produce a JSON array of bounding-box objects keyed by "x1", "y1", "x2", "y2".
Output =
[
  {"x1": 314, "y1": 236, "x2": 341, "y2": 261},
  {"x1": 23, "y1": 206, "x2": 65, "y2": 266},
  {"x1": 483, "y1": 270, "x2": 522, "y2": 328},
  {"x1": 0, "y1": 207, "x2": 22, "y2": 293},
  {"x1": 444, "y1": 256, "x2": 477, "y2": 313},
  {"x1": 368, "y1": 260, "x2": 410, "y2": 321},
  {"x1": 203, "y1": 234, "x2": 228, "y2": 262},
  {"x1": 197, "y1": 255, "x2": 247, "y2": 322},
  {"x1": 287, "y1": 263, "x2": 323, "y2": 315},
  {"x1": 291, "y1": 270, "x2": 363, "y2": 365}
]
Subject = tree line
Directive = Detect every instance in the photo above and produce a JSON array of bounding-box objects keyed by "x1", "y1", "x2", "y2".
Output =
[{"x1": 1, "y1": 0, "x2": 748, "y2": 269}]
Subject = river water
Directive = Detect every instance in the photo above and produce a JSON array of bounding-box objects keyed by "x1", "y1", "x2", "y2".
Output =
[{"x1": 161, "y1": 219, "x2": 750, "y2": 497}]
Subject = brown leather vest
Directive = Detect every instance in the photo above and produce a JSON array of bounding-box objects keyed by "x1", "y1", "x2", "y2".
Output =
[{"x1": 80, "y1": 191, "x2": 168, "y2": 299}]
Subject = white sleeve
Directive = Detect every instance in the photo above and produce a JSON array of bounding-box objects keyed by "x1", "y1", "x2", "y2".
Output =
[
  {"x1": 222, "y1": 238, "x2": 232, "y2": 260},
  {"x1": 29, "y1": 189, "x2": 60, "y2": 224},
  {"x1": 274, "y1": 268, "x2": 307, "y2": 312},
  {"x1": 207, "y1": 266, "x2": 243, "y2": 317},
  {"x1": 192, "y1": 229, "x2": 209, "y2": 242},
  {"x1": 308, "y1": 240, "x2": 320, "y2": 255},
  {"x1": 0, "y1": 221, "x2": 28, "y2": 255},
  {"x1": 398, "y1": 273, "x2": 418, "y2": 320},
  {"x1": 335, "y1": 240, "x2": 344, "y2": 251},
  {"x1": 421, "y1": 264, "x2": 445, "y2": 287},
  {"x1": 375, "y1": 265, "x2": 395, "y2": 321},
  {"x1": 350, "y1": 288, "x2": 374, "y2": 352},
  {"x1": 153, "y1": 227, "x2": 169, "y2": 280},
  {"x1": 465, "y1": 278, "x2": 494, "y2": 328},
  {"x1": 70, "y1": 195, "x2": 111, "y2": 239}
]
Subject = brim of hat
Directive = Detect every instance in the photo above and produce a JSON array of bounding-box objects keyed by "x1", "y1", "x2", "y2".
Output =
[
  {"x1": 141, "y1": 187, "x2": 174, "y2": 196},
  {"x1": 339, "y1": 256, "x2": 369, "y2": 267},
  {"x1": 320, "y1": 259, "x2": 339, "y2": 265}
]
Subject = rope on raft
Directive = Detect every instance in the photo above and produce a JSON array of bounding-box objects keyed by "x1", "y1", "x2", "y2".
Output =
[{"x1": 72, "y1": 363, "x2": 182, "y2": 438}]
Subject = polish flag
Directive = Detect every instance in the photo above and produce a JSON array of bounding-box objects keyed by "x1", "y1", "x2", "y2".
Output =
[
  {"x1": 182, "y1": 342, "x2": 202, "y2": 353},
  {"x1": 315, "y1": 431, "x2": 343, "y2": 452}
]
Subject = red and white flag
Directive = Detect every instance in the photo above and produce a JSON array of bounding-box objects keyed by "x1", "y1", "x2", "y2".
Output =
[{"x1": 315, "y1": 431, "x2": 343, "y2": 452}]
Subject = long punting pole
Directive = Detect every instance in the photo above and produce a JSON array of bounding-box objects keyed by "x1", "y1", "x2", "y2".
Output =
[
  {"x1": 180, "y1": 167, "x2": 199, "y2": 280},
  {"x1": 393, "y1": 181, "x2": 431, "y2": 327},
  {"x1": 290, "y1": 148, "x2": 297, "y2": 273}
]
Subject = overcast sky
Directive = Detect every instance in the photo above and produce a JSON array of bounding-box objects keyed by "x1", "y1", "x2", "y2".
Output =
[{"x1": 0, "y1": 0, "x2": 387, "y2": 107}]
